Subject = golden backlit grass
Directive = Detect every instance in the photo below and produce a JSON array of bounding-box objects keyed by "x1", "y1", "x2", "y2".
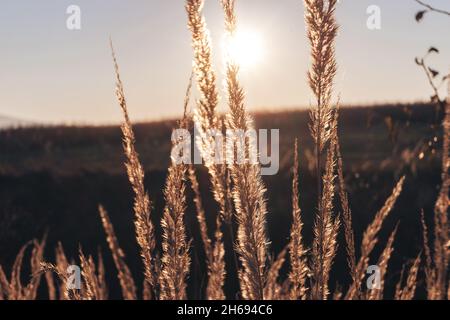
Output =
[{"x1": 0, "y1": 0, "x2": 448, "y2": 301}]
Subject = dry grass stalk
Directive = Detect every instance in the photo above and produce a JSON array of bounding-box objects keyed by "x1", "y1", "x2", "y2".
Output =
[
  {"x1": 40, "y1": 264, "x2": 58, "y2": 300},
  {"x1": 421, "y1": 113, "x2": 449, "y2": 300},
  {"x1": 206, "y1": 216, "x2": 226, "y2": 300},
  {"x1": 185, "y1": 0, "x2": 232, "y2": 298},
  {"x1": 368, "y1": 225, "x2": 398, "y2": 300},
  {"x1": 182, "y1": 71, "x2": 226, "y2": 300},
  {"x1": 110, "y1": 41, "x2": 157, "y2": 296},
  {"x1": 220, "y1": 0, "x2": 269, "y2": 300},
  {"x1": 304, "y1": 0, "x2": 339, "y2": 201},
  {"x1": 27, "y1": 238, "x2": 47, "y2": 300},
  {"x1": 98, "y1": 205, "x2": 137, "y2": 300},
  {"x1": 78, "y1": 253, "x2": 93, "y2": 300},
  {"x1": 336, "y1": 137, "x2": 357, "y2": 282},
  {"x1": 345, "y1": 177, "x2": 405, "y2": 299},
  {"x1": 421, "y1": 210, "x2": 437, "y2": 299},
  {"x1": 40, "y1": 242, "x2": 84, "y2": 300},
  {"x1": 432, "y1": 84, "x2": 449, "y2": 299},
  {"x1": 0, "y1": 238, "x2": 46, "y2": 300},
  {"x1": 311, "y1": 119, "x2": 340, "y2": 300},
  {"x1": 0, "y1": 269, "x2": 4, "y2": 300},
  {"x1": 159, "y1": 168, "x2": 190, "y2": 300},
  {"x1": 264, "y1": 247, "x2": 288, "y2": 300},
  {"x1": 395, "y1": 253, "x2": 421, "y2": 300},
  {"x1": 419, "y1": 81, "x2": 450, "y2": 300},
  {"x1": 288, "y1": 139, "x2": 309, "y2": 300},
  {"x1": 185, "y1": 0, "x2": 232, "y2": 224},
  {"x1": 188, "y1": 164, "x2": 226, "y2": 300},
  {"x1": 54, "y1": 242, "x2": 76, "y2": 300},
  {"x1": 96, "y1": 249, "x2": 108, "y2": 299},
  {"x1": 184, "y1": 91, "x2": 212, "y2": 261},
  {"x1": 45, "y1": 268, "x2": 57, "y2": 300},
  {"x1": 39, "y1": 262, "x2": 79, "y2": 300},
  {"x1": 189, "y1": 165, "x2": 212, "y2": 258},
  {"x1": 332, "y1": 285, "x2": 343, "y2": 300},
  {"x1": 143, "y1": 279, "x2": 152, "y2": 300},
  {"x1": 79, "y1": 248, "x2": 107, "y2": 300},
  {"x1": 189, "y1": 164, "x2": 227, "y2": 300},
  {"x1": 304, "y1": 0, "x2": 340, "y2": 300},
  {"x1": 4, "y1": 243, "x2": 31, "y2": 299},
  {"x1": 448, "y1": 280, "x2": 450, "y2": 300},
  {"x1": 159, "y1": 117, "x2": 191, "y2": 300}
]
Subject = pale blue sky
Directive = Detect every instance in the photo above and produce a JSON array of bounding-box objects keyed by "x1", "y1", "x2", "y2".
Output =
[{"x1": 0, "y1": 0, "x2": 449, "y2": 124}]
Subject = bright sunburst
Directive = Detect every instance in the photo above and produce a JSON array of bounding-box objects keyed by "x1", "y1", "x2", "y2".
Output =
[{"x1": 222, "y1": 29, "x2": 264, "y2": 68}]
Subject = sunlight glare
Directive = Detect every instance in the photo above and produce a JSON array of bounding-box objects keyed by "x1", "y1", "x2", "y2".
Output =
[{"x1": 222, "y1": 29, "x2": 264, "y2": 68}]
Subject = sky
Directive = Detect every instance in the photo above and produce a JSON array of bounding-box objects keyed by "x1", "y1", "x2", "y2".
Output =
[{"x1": 0, "y1": 0, "x2": 449, "y2": 124}]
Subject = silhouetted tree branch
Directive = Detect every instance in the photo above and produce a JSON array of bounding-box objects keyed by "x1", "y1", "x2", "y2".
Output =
[
  {"x1": 413, "y1": 0, "x2": 449, "y2": 120},
  {"x1": 415, "y1": 49, "x2": 448, "y2": 105},
  {"x1": 415, "y1": 0, "x2": 450, "y2": 22}
]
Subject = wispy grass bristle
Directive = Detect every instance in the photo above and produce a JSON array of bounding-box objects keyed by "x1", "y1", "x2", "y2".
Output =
[
  {"x1": 368, "y1": 225, "x2": 398, "y2": 300},
  {"x1": 288, "y1": 139, "x2": 309, "y2": 300},
  {"x1": 110, "y1": 40, "x2": 157, "y2": 298},
  {"x1": 1, "y1": 0, "x2": 447, "y2": 303},
  {"x1": 346, "y1": 177, "x2": 405, "y2": 299},
  {"x1": 221, "y1": 0, "x2": 269, "y2": 300},
  {"x1": 395, "y1": 253, "x2": 421, "y2": 300},
  {"x1": 99, "y1": 205, "x2": 137, "y2": 300}
]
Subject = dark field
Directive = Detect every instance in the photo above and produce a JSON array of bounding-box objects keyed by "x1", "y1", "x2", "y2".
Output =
[{"x1": 0, "y1": 103, "x2": 444, "y2": 299}]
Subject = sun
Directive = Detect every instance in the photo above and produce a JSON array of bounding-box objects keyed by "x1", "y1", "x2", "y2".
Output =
[{"x1": 222, "y1": 29, "x2": 264, "y2": 68}]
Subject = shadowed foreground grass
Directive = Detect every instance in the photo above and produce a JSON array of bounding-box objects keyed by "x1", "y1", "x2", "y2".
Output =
[{"x1": 0, "y1": 104, "x2": 444, "y2": 299}]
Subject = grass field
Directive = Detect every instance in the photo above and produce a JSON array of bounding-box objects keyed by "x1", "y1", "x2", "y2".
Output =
[
  {"x1": 0, "y1": 103, "x2": 443, "y2": 299},
  {"x1": 1, "y1": 0, "x2": 448, "y2": 301}
]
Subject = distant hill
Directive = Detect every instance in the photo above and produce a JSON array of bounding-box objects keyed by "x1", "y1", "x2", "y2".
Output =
[
  {"x1": 0, "y1": 102, "x2": 440, "y2": 175},
  {"x1": 0, "y1": 115, "x2": 34, "y2": 129},
  {"x1": 0, "y1": 102, "x2": 442, "y2": 300}
]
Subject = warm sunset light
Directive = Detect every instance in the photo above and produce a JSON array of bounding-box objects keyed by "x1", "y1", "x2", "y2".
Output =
[
  {"x1": 222, "y1": 29, "x2": 264, "y2": 68},
  {"x1": 1, "y1": 0, "x2": 449, "y2": 306}
]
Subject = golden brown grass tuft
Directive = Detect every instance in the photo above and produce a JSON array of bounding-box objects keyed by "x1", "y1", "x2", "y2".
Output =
[
  {"x1": 304, "y1": 0, "x2": 339, "y2": 201},
  {"x1": 2, "y1": 0, "x2": 448, "y2": 303},
  {"x1": 311, "y1": 122, "x2": 340, "y2": 300},
  {"x1": 159, "y1": 114, "x2": 191, "y2": 300},
  {"x1": 432, "y1": 83, "x2": 449, "y2": 298},
  {"x1": 188, "y1": 164, "x2": 226, "y2": 300},
  {"x1": 182, "y1": 71, "x2": 226, "y2": 300},
  {"x1": 288, "y1": 139, "x2": 309, "y2": 300},
  {"x1": 185, "y1": 0, "x2": 229, "y2": 299},
  {"x1": 346, "y1": 176, "x2": 405, "y2": 299},
  {"x1": 336, "y1": 137, "x2": 357, "y2": 282},
  {"x1": 206, "y1": 216, "x2": 227, "y2": 300},
  {"x1": 221, "y1": 0, "x2": 269, "y2": 300},
  {"x1": 304, "y1": 0, "x2": 340, "y2": 300},
  {"x1": 185, "y1": 0, "x2": 233, "y2": 224},
  {"x1": 0, "y1": 239, "x2": 46, "y2": 300},
  {"x1": 78, "y1": 248, "x2": 108, "y2": 300},
  {"x1": 395, "y1": 253, "x2": 422, "y2": 300},
  {"x1": 110, "y1": 40, "x2": 157, "y2": 298},
  {"x1": 368, "y1": 225, "x2": 398, "y2": 300},
  {"x1": 99, "y1": 205, "x2": 137, "y2": 300},
  {"x1": 265, "y1": 247, "x2": 288, "y2": 300},
  {"x1": 420, "y1": 85, "x2": 449, "y2": 299},
  {"x1": 159, "y1": 157, "x2": 190, "y2": 300}
]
